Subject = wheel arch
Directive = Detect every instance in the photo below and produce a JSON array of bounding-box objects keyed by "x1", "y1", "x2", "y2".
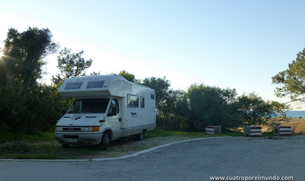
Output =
[{"x1": 102, "y1": 128, "x2": 113, "y2": 141}]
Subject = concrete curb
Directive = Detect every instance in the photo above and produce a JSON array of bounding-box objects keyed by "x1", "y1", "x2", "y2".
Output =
[{"x1": 0, "y1": 136, "x2": 227, "y2": 162}]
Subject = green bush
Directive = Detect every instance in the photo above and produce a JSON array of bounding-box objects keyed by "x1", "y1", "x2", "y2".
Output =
[
  {"x1": 0, "y1": 82, "x2": 71, "y2": 136},
  {"x1": 156, "y1": 115, "x2": 189, "y2": 131}
]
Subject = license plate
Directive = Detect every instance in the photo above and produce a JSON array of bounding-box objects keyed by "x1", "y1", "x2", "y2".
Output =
[{"x1": 65, "y1": 139, "x2": 78, "y2": 143}]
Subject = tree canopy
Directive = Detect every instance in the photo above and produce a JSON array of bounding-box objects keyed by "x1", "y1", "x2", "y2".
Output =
[
  {"x1": 141, "y1": 77, "x2": 171, "y2": 115},
  {"x1": 0, "y1": 27, "x2": 69, "y2": 136},
  {"x1": 0, "y1": 52, "x2": 7, "y2": 86},
  {"x1": 272, "y1": 48, "x2": 305, "y2": 102},
  {"x1": 52, "y1": 47, "x2": 93, "y2": 87},
  {"x1": 271, "y1": 101, "x2": 291, "y2": 118},
  {"x1": 234, "y1": 93, "x2": 273, "y2": 126},
  {"x1": 119, "y1": 70, "x2": 136, "y2": 83},
  {"x1": 3, "y1": 27, "x2": 58, "y2": 86},
  {"x1": 186, "y1": 84, "x2": 238, "y2": 131}
]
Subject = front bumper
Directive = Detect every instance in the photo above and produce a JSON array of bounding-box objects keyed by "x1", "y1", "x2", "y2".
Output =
[{"x1": 54, "y1": 132, "x2": 103, "y2": 145}]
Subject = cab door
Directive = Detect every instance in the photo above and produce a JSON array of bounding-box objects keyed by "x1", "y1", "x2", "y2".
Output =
[{"x1": 105, "y1": 99, "x2": 121, "y2": 140}]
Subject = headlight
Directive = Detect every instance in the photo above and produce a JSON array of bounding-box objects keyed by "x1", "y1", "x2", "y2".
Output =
[
  {"x1": 83, "y1": 127, "x2": 93, "y2": 132},
  {"x1": 56, "y1": 127, "x2": 63, "y2": 132},
  {"x1": 83, "y1": 126, "x2": 100, "y2": 132}
]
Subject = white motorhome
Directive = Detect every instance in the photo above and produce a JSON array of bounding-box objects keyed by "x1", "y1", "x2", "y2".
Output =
[{"x1": 54, "y1": 75, "x2": 156, "y2": 149}]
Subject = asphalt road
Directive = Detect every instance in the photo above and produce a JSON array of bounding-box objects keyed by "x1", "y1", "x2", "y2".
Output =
[{"x1": 1, "y1": 136, "x2": 305, "y2": 181}]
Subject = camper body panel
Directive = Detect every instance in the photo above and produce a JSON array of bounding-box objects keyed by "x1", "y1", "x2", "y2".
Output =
[{"x1": 55, "y1": 75, "x2": 156, "y2": 147}]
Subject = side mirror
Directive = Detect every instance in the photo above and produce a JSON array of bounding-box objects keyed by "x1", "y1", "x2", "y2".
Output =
[{"x1": 61, "y1": 108, "x2": 66, "y2": 116}]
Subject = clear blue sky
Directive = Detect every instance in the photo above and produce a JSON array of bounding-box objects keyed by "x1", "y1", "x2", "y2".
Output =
[{"x1": 1, "y1": 0, "x2": 305, "y2": 109}]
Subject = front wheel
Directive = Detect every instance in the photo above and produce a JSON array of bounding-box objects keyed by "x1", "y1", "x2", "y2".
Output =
[{"x1": 101, "y1": 132, "x2": 110, "y2": 150}]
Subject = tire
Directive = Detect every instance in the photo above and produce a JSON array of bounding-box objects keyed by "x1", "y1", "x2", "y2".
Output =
[
  {"x1": 136, "y1": 130, "x2": 145, "y2": 141},
  {"x1": 101, "y1": 132, "x2": 110, "y2": 150},
  {"x1": 62, "y1": 144, "x2": 69, "y2": 148}
]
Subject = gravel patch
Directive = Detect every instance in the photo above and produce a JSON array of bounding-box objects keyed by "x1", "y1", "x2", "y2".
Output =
[{"x1": 81, "y1": 136, "x2": 201, "y2": 159}]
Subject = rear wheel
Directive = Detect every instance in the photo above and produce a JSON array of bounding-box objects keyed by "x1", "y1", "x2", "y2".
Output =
[
  {"x1": 101, "y1": 132, "x2": 110, "y2": 150},
  {"x1": 136, "y1": 130, "x2": 145, "y2": 141}
]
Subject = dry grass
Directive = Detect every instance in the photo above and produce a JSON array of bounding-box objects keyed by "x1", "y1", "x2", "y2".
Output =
[
  {"x1": 229, "y1": 118, "x2": 305, "y2": 135},
  {"x1": 261, "y1": 118, "x2": 305, "y2": 134}
]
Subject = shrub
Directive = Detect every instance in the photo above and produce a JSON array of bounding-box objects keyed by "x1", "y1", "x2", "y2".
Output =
[{"x1": 0, "y1": 82, "x2": 71, "y2": 136}]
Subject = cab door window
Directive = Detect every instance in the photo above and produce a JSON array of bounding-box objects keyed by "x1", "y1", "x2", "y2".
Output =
[{"x1": 108, "y1": 99, "x2": 119, "y2": 116}]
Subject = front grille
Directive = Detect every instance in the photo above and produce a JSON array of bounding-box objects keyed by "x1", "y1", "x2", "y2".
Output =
[{"x1": 63, "y1": 127, "x2": 81, "y2": 131}]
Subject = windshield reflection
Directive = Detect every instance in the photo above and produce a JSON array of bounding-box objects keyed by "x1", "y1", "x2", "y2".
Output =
[{"x1": 67, "y1": 99, "x2": 110, "y2": 113}]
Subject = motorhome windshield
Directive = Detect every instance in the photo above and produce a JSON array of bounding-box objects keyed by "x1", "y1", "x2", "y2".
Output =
[{"x1": 67, "y1": 99, "x2": 110, "y2": 113}]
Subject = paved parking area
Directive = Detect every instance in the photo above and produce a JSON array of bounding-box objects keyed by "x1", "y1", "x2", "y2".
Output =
[{"x1": 0, "y1": 136, "x2": 304, "y2": 181}]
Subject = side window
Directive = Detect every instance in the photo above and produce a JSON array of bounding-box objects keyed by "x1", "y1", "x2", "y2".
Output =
[
  {"x1": 140, "y1": 97, "x2": 145, "y2": 108},
  {"x1": 127, "y1": 95, "x2": 139, "y2": 108},
  {"x1": 151, "y1": 94, "x2": 155, "y2": 100},
  {"x1": 108, "y1": 99, "x2": 119, "y2": 116}
]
